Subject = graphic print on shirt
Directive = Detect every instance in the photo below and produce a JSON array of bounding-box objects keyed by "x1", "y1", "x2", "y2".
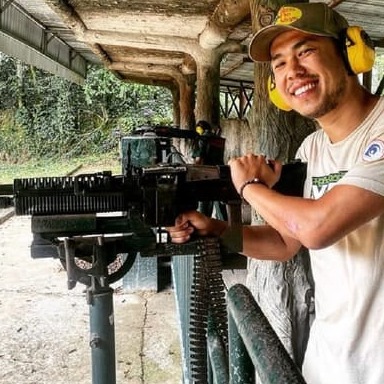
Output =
[
  {"x1": 362, "y1": 138, "x2": 384, "y2": 162},
  {"x1": 311, "y1": 171, "x2": 348, "y2": 199}
]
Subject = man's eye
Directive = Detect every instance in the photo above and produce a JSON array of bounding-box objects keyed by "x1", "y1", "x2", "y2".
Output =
[
  {"x1": 299, "y1": 48, "x2": 315, "y2": 57},
  {"x1": 273, "y1": 61, "x2": 285, "y2": 70}
]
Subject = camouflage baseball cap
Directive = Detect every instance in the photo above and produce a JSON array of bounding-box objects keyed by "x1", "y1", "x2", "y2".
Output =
[{"x1": 249, "y1": 2, "x2": 349, "y2": 62}]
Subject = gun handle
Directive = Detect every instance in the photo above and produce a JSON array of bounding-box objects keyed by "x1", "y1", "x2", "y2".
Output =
[
  {"x1": 222, "y1": 200, "x2": 243, "y2": 253},
  {"x1": 226, "y1": 200, "x2": 242, "y2": 226}
]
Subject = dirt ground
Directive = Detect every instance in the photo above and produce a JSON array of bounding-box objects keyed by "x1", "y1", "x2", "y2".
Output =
[{"x1": 0, "y1": 212, "x2": 183, "y2": 384}]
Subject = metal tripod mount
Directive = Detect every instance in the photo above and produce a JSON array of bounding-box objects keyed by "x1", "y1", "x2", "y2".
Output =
[{"x1": 63, "y1": 235, "x2": 136, "y2": 384}]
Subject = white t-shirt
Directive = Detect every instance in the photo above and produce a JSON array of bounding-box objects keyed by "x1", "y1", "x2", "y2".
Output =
[{"x1": 296, "y1": 97, "x2": 384, "y2": 384}]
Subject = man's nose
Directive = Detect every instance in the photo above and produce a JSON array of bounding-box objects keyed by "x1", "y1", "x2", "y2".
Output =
[{"x1": 286, "y1": 57, "x2": 305, "y2": 79}]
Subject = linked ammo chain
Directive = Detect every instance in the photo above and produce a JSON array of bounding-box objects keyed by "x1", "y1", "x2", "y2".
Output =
[{"x1": 189, "y1": 237, "x2": 228, "y2": 383}]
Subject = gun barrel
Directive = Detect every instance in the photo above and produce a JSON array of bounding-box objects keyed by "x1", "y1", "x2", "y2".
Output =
[
  {"x1": 0, "y1": 184, "x2": 13, "y2": 196},
  {"x1": 13, "y1": 174, "x2": 140, "y2": 216}
]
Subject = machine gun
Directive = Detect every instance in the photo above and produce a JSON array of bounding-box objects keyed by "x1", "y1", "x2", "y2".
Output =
[
  {"x1": 4, "y1": 123, "x2": 232, "y2": 282},
  {"x1": 0, "y1": 161, "x2": 246, "y2": 384},
  {"x1": 0, "y1": 125, "x2": 305, "y2": 275},
  {"x1": 0, "y1": 161, "x2": 306, "y2": 384},
  {"x1": 0, "y1": 123, "x2": 307, "y2": 384},
  {"x1": 3, "y1": 161, "x2": 306, "y2": 263}
]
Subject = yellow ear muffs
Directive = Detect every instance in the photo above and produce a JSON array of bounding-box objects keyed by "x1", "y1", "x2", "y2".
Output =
[
  {"x1": 196, "y1": 126, "x2": 204, "y2": 135},
  {"x1": 344, "y1": 26, "x2": 375, "y2": 74},
  {"x1": 267, "y1": 75, "x2": 292, "y2": 111}
]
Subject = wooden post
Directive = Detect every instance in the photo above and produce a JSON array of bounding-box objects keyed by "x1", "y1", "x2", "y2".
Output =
[{"x1": 194, "y1": 49, "x2": 221, "y2": 128}]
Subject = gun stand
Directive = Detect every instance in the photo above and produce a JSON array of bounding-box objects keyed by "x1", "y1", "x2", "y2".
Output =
[
  {"x1": 87, "y1": 280, "x2": 116, "y2": 384},
  {"x1": 64, "y1": 236, "x2": 124, "y2": 384}
]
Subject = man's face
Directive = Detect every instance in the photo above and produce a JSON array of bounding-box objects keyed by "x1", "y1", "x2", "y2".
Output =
[{"x1": 270, "y1": 30, "x2": 349, "y2": 119}]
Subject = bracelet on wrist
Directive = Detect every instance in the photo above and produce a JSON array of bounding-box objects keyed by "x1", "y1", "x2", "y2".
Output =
[{"x1": 239, "y1": 178, "x2": 266, "y2": 199}]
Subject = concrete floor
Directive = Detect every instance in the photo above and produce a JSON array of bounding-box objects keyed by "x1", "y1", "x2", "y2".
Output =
[{"x1": 0, "y1": 210, "x2": 183, "y2": 384}]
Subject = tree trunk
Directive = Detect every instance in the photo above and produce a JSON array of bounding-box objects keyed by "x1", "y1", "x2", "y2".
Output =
[{"x1": 246, "y1": 0, "x2": 316, "y2": 375}]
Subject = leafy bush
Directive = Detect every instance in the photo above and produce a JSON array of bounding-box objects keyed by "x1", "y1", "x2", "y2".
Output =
[
  {"x1": 0, "y1": 110, "x2": 29, "y2": 162},
  {"x1": 0, "y1": 54, "x2": 173, "y2": 162}
]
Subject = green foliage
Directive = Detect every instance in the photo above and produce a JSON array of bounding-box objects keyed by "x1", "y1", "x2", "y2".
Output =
[
  {"x1": 0, "y1": 55, "x2": 20, "y2": 110},
  {"x1": 0, "y1": 54, "x2": 173, "y2": 163},
  {"x1": 0, "y1": 152, "x2": 121, "y2": 184},
  {"x1": 84, "y1": 66, "x2": 173, "y2": 133},
  {"x1": 0, "y1": 110, "x2": 28, "y2": 162}
]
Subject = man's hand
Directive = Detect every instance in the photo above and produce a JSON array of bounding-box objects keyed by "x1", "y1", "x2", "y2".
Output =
[
  {"x1": 166, "y1": 211, "x2": 228, "y2": 243},
  {"x1": 228, "y1": 154, "x2": 282, "y2": 193}
]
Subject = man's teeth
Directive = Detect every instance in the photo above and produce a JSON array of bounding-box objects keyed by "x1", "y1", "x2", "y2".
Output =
[{"x1": 294, "y1": 83, "x2": 316, "y2": 96}]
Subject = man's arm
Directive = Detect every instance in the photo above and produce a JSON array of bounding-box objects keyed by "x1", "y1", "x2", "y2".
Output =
[
  {"x1": 242, "y1": 183, "x2": 384, "y2": 250},
  {"x1": 168, "y1": 210, "x2": 302, "y2": 262},
  {"x1": 229, "y1": 154, "x2": 384, "y2": 250},
  {"x1": 241, "y1": 224, "x2": 302, "y2": 261}
]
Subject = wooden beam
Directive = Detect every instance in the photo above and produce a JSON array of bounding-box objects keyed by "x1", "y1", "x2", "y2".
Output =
[
  {"x1": 108, "y1": 62, "x2": 186, "y2": 85},
  {"x1": 111, "y1": 55, "x2": 184, "y2": 67},
  {"x1": 220, "y1": 57, "x2": 247, "y2": 77},
  {"x1": 199, "y1": 0, "x2": 251, "y2": 49}
]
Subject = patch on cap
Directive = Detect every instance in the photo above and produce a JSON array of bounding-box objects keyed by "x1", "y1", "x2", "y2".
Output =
[
  {"x1": 249, "y1": 2, "x2": 349, "y2": 62},
  {"x1": 276, "y1": 6, "x2": 303, "y2": 26},
  {"x1": 363, "y1": 139, "x2": 384, "y2": 162}
]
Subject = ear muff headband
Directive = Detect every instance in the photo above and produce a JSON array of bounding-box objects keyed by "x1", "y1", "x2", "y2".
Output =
[
  {"x1": 344, "y1": 26, "x2": 375, "y2": 74},
  {"x1": 267, "y1": 75, "x2": 292, "y2": 111}
]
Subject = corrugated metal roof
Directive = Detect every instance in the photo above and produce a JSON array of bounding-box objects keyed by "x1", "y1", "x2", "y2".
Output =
[
  {"x1": 2, "y1": 0, "x2": 383, "y2": 86},
  {"x1": 0, "y1": 0, "x2": 94, "y2": 83}
]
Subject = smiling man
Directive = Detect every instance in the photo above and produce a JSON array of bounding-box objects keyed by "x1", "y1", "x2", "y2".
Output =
[{"x1": 167, "y1": 3, "x2": 384, "y2": 383}]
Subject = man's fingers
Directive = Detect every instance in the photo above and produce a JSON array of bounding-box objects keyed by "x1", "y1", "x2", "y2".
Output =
[
  {"x1": 168, "y1": 226, "x2": 194, "y2": 243},
  {"x1": 171, "y1": 234, "x2": 191, "y2": 244},
  {"x1": 175, "y1": 215, "x2": 185, "y2": 225}
]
